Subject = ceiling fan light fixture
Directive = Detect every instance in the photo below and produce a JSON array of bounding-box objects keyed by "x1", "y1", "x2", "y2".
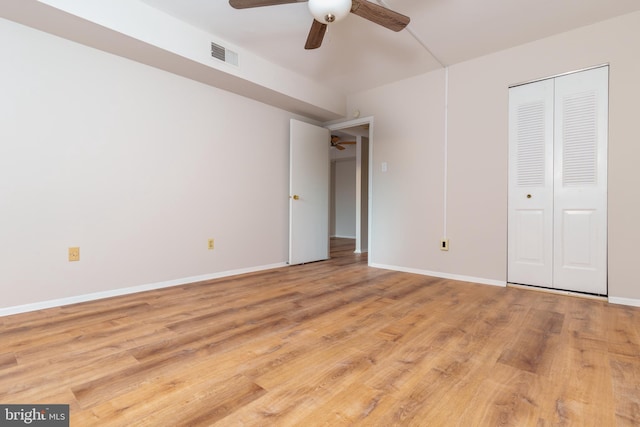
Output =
[{"x1": 308, "y1": 0, "x2": 352, "y2": 24}]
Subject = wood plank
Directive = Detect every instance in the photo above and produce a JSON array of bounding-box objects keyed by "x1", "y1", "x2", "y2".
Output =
[
  {"x1": 0, "y1": 353, "x2": 17, "y2": 371},
  {"x1": 458, "y1": 364, "x2": 540, "y2": 426},
  {"x1": 496, "y1": 308, "x2": 565, "y2": 375},
  {"x1": 610, "y1": 354, "x2": 640, "y2": 425}
]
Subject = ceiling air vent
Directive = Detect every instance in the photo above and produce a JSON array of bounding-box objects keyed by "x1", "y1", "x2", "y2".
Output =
[{"x1": 211, "y1": 42, "x2": 238, "y2": 66}]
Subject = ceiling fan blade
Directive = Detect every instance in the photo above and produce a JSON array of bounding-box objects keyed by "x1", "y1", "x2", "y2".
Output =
[
  {"x1": 350, "y1": 0, "x2": 410, "y2": 32},
  {"x1": 339, "y1": 141, "x2": 357, "y2": 145},
  {"x1": 335, "y1": 144, "x2": 346, "y2": 150},
  {"x1": 305, "y1": 20, "x2": 327, "y2": 50},
  {"x1": 229, "y1": 0, "x2": 304, "y2": 9}
]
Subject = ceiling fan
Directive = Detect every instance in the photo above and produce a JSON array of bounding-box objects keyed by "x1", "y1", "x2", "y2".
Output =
[
  {"x1": 331, "y1": 135, "x2": 356, "y2": 150},
  {"x1": 229, "y1": 0, "x2": 410, "y2": 49}
]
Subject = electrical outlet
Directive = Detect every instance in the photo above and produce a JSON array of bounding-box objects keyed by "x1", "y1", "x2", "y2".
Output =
[
  {"x1": 208, "y1": 238, "x2": 214, "y2": 250},
  {"x1": 68, "y1": 247, "x2": 80, "y2": 261},
  {"x1": 440, "y1": 239, "x2": 449, "y2": 251}
]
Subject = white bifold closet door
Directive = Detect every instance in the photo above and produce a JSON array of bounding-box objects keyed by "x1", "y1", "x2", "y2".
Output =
[{"x1": 508, "y1": 66, "x2": 608, "y2": 295}]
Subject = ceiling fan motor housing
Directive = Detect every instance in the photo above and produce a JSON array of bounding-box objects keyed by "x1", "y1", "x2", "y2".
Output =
[{"x1": 308, "y1": 0, "x2": 352, "y2": 24}]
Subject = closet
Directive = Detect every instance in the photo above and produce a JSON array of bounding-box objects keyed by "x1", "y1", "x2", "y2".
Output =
[{"x1": 507, "y1": 66, "x2": 608, "y2": 295}]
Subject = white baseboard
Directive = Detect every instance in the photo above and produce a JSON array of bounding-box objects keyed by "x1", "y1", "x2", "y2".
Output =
[
  {"x1": 7, "y1": 262, "x2": 638, "y2": 316},
  {"x1": 331, "y1": 235, "x2": 356, "y2": 239},
  {"x1": 608, "y1": 296, "x2": 640, "y2": 307},
  {"x1": 0, "y1": 262, "x2": 287, "y2": 317},
  {"x1": 369, "y1": 263, "x2": 506, "y2": 287}
]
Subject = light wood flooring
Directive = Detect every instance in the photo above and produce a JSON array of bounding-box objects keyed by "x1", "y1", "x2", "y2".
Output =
[{"x1": 1, "y1": 238, "x2": 640, "y2": 426}]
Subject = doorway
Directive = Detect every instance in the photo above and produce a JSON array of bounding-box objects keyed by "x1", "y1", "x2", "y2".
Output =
[{"x1": 327, "y1": 117, "x2": 372, "y2": 256}]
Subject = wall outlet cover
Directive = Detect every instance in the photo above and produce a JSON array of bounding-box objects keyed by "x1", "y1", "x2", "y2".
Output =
[{"x1": 68, "y1": 247, "x2": 80, "y2": 261}]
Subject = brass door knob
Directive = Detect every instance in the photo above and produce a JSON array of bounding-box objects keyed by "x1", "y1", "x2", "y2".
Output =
[
  {"x1": 292, "y1": 195, "x2": 300, "y2": 200},
  {"x1": 526, "y1": 194, "x2": 532, "y2": 199}
]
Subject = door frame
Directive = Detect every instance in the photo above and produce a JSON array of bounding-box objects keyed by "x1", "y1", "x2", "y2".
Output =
[{"x1": 327, "y1": 116, "x2": 374, "y2": 261}]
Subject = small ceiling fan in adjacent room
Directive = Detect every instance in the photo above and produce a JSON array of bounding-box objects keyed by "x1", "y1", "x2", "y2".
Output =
[
  {"x1": 330, "y1": 135, "x2": 356, "y2": 150},
  {"x1": 229, "y1": 0, "x2": 410, "y2": 49}
]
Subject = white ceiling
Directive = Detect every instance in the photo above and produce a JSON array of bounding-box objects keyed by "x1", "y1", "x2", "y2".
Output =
[{"x1": 139, "y1": 0, "x2": 640, "y2": 95}]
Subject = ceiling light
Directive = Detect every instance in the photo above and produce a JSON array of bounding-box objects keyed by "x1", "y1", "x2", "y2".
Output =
[{"x1": 308, "y1": 0, "x2": 352, "y2": 24}]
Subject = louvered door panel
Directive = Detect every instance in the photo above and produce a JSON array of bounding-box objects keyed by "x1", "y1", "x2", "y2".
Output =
[
  {"x1": 508, "y1": 79, "x2": 554, "y2": 288},
  {"x1": 553, "y1": 67, "x2": 608, "y2": 294},
  {"x1": 517, "y1": 101, "x2": 547, "y2": 187},
  {"x1": 562, "y1": 91, "x2": 598, "y2": 186}
]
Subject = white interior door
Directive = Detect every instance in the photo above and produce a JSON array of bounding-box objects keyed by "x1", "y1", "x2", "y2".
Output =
[
  {"x1": 289, "y1": 119, "x2": 330, "y2": 265},
  {"x1": 553, "y1": 67, "x2": 608, "y2": 294},
  {"x1": 508, "y1": 79, "x2": 554, "y2": 288}
]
